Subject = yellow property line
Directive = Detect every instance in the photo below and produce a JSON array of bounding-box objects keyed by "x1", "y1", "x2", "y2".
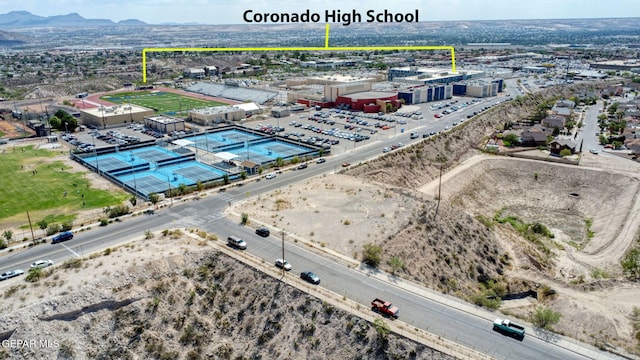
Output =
[{"x1": 142, "y1": 24, "x2": 456, "y2": 83}]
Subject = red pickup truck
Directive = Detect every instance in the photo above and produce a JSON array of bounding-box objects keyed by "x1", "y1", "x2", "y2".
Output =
[{"x1": 371, "y1": 298, "x2": 399, "y2": 319}]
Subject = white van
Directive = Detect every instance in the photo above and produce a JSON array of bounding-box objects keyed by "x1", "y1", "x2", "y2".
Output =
[{"x1": 227, "y1": 235, "x2": 247, "y2": 250}]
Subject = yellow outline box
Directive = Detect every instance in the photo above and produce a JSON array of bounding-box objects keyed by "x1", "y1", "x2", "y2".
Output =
[{"x1": 142, "y1": 25, "x2": 456, "y2": 83}]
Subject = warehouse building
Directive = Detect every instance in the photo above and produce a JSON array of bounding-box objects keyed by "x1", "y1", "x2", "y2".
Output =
[
  {"x1": 189, "y1": 106, "x2": 245, "y2": 126},
  {"x1": 388, "y1": 67, "x2": 484, "y2": 84},
  {"x1": 144, "y1": 115, "x2": 185, "y2": 134},
  {"x1": 397, "y1": 84, "x2": 453, "y2": 105},
  {"x1": 79, "y1": 104, "x2": 155, "y2": 129}
]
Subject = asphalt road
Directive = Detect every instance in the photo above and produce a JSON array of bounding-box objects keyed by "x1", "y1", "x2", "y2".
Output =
[{"x1": 0, "y1": 90, "x2": 626, "y2": 360}]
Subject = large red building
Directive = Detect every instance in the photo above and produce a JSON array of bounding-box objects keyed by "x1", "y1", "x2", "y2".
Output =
[{"x1": 335, "y1": 91, "x2": 400, "y2": 113}]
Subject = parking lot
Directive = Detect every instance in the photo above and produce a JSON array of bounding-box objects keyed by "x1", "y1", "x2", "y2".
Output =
[
  {"x1": 246, "y1": 94, "x2": 507, "y2": 155},
  {"x1": 60, "y1": 124, "x2": 175, "y2": 153}
]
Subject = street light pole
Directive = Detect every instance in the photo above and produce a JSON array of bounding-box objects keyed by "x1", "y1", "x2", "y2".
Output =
[
  {"x1": 167, "y1": 175, "x2": 173, "y2": 207},
  {"x1": 281, "y1": 230, "x2": 285, "y2": 278}
]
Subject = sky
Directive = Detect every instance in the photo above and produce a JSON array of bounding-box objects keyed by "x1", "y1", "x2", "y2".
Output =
[{"x1": 0, "y1": 0, "x2": 637, "y2": 25}]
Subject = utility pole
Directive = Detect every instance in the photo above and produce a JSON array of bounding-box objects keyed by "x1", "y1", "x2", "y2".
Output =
[{"x1": 26, "y1": 210, "x2": 36, "y2": 244}]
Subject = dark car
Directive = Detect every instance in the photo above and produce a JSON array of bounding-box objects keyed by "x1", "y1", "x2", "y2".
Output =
[
  {"x1": 52, "y1": 231, "x2": 73, "y2": 244},
  {"x1": 300, "y1": 271, "x2": 320, "y2": 284},
  {"x1": 255, "y1": 227, "x2": 270, "y2": 237},
  {"x1": 297, "y1": 163, "x2": 308, "y2": 170}
]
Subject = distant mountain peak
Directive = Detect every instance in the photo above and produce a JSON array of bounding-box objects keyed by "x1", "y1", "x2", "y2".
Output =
[{"x1": 0, "y1": 10, "x2": 147, "y2": 27}]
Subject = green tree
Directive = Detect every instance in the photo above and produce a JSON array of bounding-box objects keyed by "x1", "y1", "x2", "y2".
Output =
[
  {"x1": 621, "y1": 248, "x2": 640, "y2": 280},
  {"x1": 599, "y1": 134, "x2": 609, "y2": 145},
  {"x1": 37, "y1": 220, "x2": 48, "y2": 237},
  {"x1": 597, "y1": 113, "x2": 608, "y2": 123},
  {"x1": 387, "y1": 256, "x2": 405, "y2": 275},
  {"x1": 559, "y1": 148, "x2": 572, "y2": 157},
  {"x1": 362, "y1": 243, "x2": 382, "y2": 267},
  {"x1": 275, "y1": 157, "x2": 284, "y2": 167},
  {"x1": 502, "y1": 133, "x2": 519, "y2": 147},
  {"x1": 196, "y1": 180, "x2": 204, "y2": 192},
  {"x1": 222, "y1": 174, "x2": 230, "y2": 185},
  {"x1": 373, "y1": 318, "x2": 390, "y2": 338},
  {"x1": 48, "y1": 115, "x2": 61, "y2": 130},
  {"x1": 25, "y1": 267, "x2": 43, "y2": 282},
  {"x1": 148, "y1": 193, "x2": 160, "y2": 207},
  {"x1": 531, "y1": 306, "x2": 561, "y2": 330},
  {"x1": 241, "y1": 213, "x2": 249, "y2": 225},
  {"x1": 3, "y1": 229, "x2": 13, "y2": 242},
  {"x1": 129, "y1": 196, "x2": 137, "y2": 207},
  {"x1": 54, "y1": 110, "x2": 78, "y2": 131}
]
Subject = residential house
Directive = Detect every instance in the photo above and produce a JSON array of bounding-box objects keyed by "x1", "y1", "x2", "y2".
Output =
[
  {"x1": 552, "y1": 106, "x2": 573, "y2": 120},
  {"x1": 555, "y1": 99, "x2": 576, "y2": 109},
  {"x1": 542, "y1": 115, "x2": 567, "y2": 130},
  {"x1": 520, "y1": 125, "x2": 550, "y2": 146},
  {"x1": 549, "y1": 138, "x2": 577, "y2": 155}
]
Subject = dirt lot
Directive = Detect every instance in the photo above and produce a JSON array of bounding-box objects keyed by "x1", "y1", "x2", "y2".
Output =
[{"x1": 236, "y1": 149, "x2": 640, "y2": 355}]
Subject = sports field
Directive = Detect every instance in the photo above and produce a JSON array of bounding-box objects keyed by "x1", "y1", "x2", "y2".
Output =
[
  {"x1": 100, "y1": 91, "x2": 229, "y2": 114},
  {"x1": 0, "y1": 145, "x2": 128, "y2": 230}
]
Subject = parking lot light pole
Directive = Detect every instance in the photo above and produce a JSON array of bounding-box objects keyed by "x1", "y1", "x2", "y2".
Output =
[{"x1": 93, "y1": 137, "x2": 100, "y2": 175}]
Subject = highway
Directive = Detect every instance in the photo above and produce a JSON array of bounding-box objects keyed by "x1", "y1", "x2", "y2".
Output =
[{"x1": 0, "y1": 87, "x2": 627, "y2": 360}]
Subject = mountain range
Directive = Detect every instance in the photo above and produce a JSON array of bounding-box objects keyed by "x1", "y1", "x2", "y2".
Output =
[{"x1": 0, "y1": 11, "x2": 147, "y2": 27}]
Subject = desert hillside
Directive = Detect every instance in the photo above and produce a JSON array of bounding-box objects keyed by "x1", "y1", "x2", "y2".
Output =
[{"x1": 0, "y1": 233, "x2": 452, "y2": 360}]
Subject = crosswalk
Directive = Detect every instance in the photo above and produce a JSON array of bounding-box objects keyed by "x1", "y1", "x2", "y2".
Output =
[{"x1": 201, "y1": 193, "x2": 239, "y2": 224}]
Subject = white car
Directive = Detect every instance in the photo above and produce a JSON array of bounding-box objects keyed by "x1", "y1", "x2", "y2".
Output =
[
  {"x1": 265, "y1": 173, "x2": 276, "y2": 180},
  {"x1": 382, "y1": 147, "x2": 392, "y2": 153},
  {"x1": 275, "y1": 259, "x2": 292, "y2": 271},
  {"x1": 30, "y1": 260, "x2": 54, "y2": 269},
  {"x1": 589, "y1": 149, "x2": 600, "y2": 154},
  {"x1": 0, "y1": 269, "x2": 25, "y2": 281}
]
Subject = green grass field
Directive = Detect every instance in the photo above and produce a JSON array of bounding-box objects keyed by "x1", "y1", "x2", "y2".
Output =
[
  {"x1": 101, "y1": 91, "x2": 228, "y2": 114},
  {"x1": 0, "y1": 145, "x2": 128, "y2": 231}
]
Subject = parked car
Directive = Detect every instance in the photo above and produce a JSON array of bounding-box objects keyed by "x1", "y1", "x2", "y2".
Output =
[
  {"x1": 0, "y1": 269, "x2": 25, "y2": 281},
  {"x1": 275, "y1": 259, "x2": 292, "y2": 271},
  {"x1": 255, "y1": 227, "x2": 270, "y2": 237},
  {"x1": 300, "y1": 271, "x2": 320, "y2": 284},
  {"x1": 342, "y1": 162, "x2": 351, "y2": 167},
  {"x1": 227, "y1": 235, "x2": 247, "y2": 250},
  {"x1": 30, "y1": 260, "x2": 53, "y2": 269},
  {"x1": 52, "y1": 231, "x2": 73, "y2": 244}
]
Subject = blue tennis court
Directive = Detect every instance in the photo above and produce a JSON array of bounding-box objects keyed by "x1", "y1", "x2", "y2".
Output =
[
  {"x1": 74, "y1": 127, "x2": 323, "y2": 199},
  {"x1": 118, "y1": 161, "x2": 228, "y2": 197},
  {"x1": 185, "y1": 129, "x2": 317, "y2": 164}
]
